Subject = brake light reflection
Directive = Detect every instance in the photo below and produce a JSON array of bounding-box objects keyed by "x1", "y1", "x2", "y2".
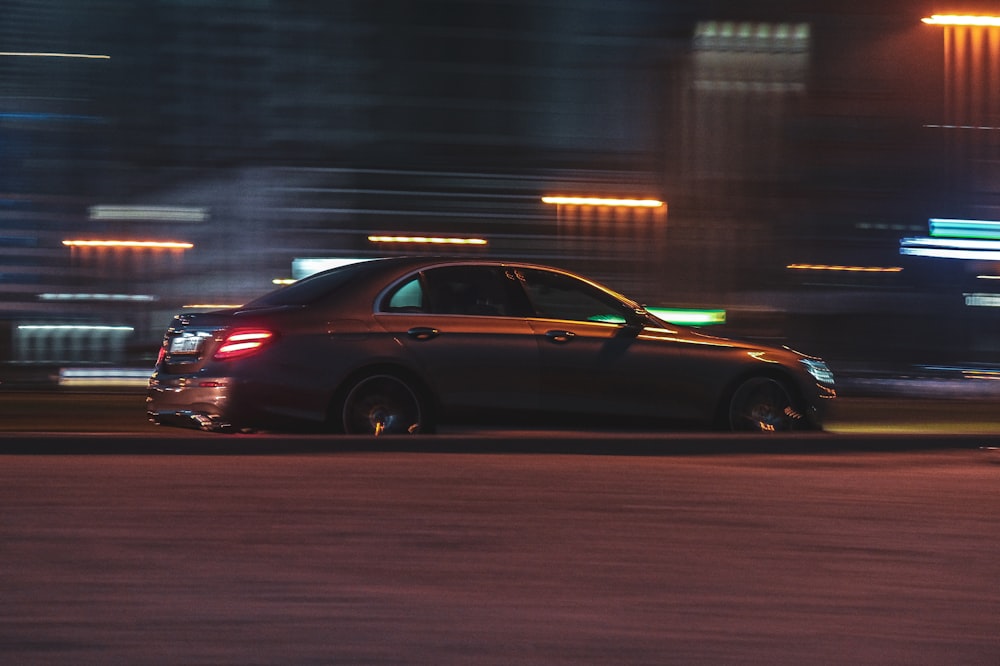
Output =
[{"x1": 213, "y1": 330, "x2": 275, "y2": 360}]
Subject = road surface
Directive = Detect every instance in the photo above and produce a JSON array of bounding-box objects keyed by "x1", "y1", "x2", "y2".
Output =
[
  {"x1": 1, "y1": 390, "x2": 998, "y2": 663},
  {"x1": 2, "y1": 447, "x2": 999, "y2": 664}
]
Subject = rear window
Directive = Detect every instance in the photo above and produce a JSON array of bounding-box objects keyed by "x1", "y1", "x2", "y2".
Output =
[{"x1": 243, "y1": 261, "x2": 378, "y2": 307}]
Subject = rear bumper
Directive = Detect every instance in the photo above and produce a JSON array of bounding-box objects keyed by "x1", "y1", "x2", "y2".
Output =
[{"x1": 147, "y1": 373, "x2": 238, "y2": 432}]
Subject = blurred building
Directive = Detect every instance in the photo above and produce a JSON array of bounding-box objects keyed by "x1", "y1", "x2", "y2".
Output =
[{"x1": 7, "y1": 0, "x2": 998, "y2": 375}]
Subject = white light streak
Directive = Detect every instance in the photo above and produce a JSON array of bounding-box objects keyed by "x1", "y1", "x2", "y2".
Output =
[
  {"x1": 58, "y1": 368, "x2": 150, "y2": 387},
  {"x1": 901, "y1": 237, "x2": 1000, "y2": 251},
  {"x1": 965, "y1": 293, "x2": 1000, "y2": 307},
  {"x1": 17, "y1": 324, "x2": 133, "y2": 332},
  {"x1": 901, "y1": 247, "x2": 1000, "y2": 261},
  {"x1": 88, "y1": 205, "x2": 208, "y2": 223},
  {"x1": 39, "y1": 293, "x2": 156, "y2": 302},
  {"x1": 0, "y1": 51, "x2": 110, "y2": 59}
]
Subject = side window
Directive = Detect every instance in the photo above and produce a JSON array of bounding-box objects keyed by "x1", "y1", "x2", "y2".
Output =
[
  {"x1": 422, "y1": 266, "x2": 522, "y2": 316},
  {"x1": 517, "y1": 268, "x2": 632, "y2": 324},
  {"x1": 384, "y1": 276, "x2": 425, "y2": 312}
]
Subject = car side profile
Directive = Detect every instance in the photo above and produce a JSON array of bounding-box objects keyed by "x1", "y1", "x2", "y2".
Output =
[{"x1": 147, "y1": 257, "x2": 836, "y2": 435}]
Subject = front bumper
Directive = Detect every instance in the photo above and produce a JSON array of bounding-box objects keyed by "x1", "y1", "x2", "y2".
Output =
[{"x1": 807, "y1": 382, "x2": 837, "y2": 428}]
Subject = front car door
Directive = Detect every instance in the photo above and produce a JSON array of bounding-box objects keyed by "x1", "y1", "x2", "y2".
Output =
[
  {"x1": 372, "y1": 264, "x2": 540, "y2": 415},
  {"x1": 515, "y1": 267, "x2": 715, "y2": 421}
]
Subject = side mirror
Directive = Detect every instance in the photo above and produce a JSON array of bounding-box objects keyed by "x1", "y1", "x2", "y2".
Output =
[{"x1": 620, "y1": 310, "x2": 648, "y2": 334}]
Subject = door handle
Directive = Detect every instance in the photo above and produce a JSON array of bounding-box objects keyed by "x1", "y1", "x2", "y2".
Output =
[
  {"x1": 406, "y1": 327, "x2": 439, "y2": 341},
  {"x1": 545, "y1": 330, "x2": 576, "y2": 344}
]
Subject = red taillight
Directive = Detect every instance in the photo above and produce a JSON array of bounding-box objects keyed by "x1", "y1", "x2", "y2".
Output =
[
  {"x1": 156, "y1": 345, "x2": 166, "y2": 365},
  {"x1": 213, "y1": 329, "x2": 275, "y2": 361}
]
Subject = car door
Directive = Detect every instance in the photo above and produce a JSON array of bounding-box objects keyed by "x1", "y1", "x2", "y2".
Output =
[
  {"x1": 372, "y1": 265, "x2": 540, "y2": 413},
  {"x1": 515, "y1": 267, "x2": 712, "y2": 420}
]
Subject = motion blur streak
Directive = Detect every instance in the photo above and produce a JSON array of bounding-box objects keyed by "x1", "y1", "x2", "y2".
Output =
[
  {"x1": 0, "y1": 51, "x2": 110, "y2": 59},
  {"x1": 922, "y1": 14, "x2": 1000, "y2": 27},
  {"x1": 367, "y1": 235, "x2": 488, "y2": 245},
  {"x1": 62, "y1": 240, "x2": 195, "y2": 249},
  {"x1": 786, "y1": 264, "x2": 903, "y2": 273},
  {"x1": 541, "y1": 196, "x2": 664, "y2": 207},
  {"x1": 88, "y1": 206, "x2": 208, "y2": 222},
  {"x1": 928, "y1": 218, "x2": 1000, "y2": 239}
]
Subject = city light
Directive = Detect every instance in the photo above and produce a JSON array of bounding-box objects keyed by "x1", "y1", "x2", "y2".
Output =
[
  {"x1": 902, "y1": 219, "x2": 1000, "y2": 260},
  {"x1": 923, "y1": 124, "x2": 1000, "y2": 131},
  {"x1": 786, "y1": 264, "x2": 903, "y2": 273},
  {"x1": 901, "y1": 246, "x2": 1000, "y2": 261},
  {"x1": 646, "y1": 307, "x2": 726, "y2": 325},
  {"x1": 39, "y1": 293, "x2": 157, "y2": 302},
  {"x1": 368, "y1": 235, "x2": 487, "y2": 245},
  {"x1": 62, "y1": 240, "x2": 194, "y2": 249},
  {"x1": 541, "y1": 196, "x2": 664, "y2": 208},
  {"x1": 965, "y1": 293, "x2": 1000, "y2": 307},
  {"x1": 922, "y1": 15, "x2": 1000, "y2": 27},
  {"x1": 17, "y1": 324, "x2": 133, "y2": 332},
  {"x1": 899, "y1": 238, "x2": 1000, "y2": 261},
  {"x1": 0, "y1": 51, "x2": 111, "y2": 59},
  {"x1": 929, "y1": 218, "x2": 1000, "y2": 240},
  {"x1": 901, "y1": 237, "x2": 1000, "y2": 251},
  {"x1": 88, "y1": 205, "x2": 208, "y2": 223},
  {"x1": 292, "y1": 257, "x2": 371, "y2": 279},
  {"x1": 58, "y1": 368, "x2": 150, "y2": 388}
]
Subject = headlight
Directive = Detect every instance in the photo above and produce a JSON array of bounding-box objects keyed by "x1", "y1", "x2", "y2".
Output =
[{"x1": 801, "y1": 358, "x2": 835, "y2": 384}]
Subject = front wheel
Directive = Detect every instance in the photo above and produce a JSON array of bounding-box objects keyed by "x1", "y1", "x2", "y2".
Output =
[
  {"x1": 727, "y1": 376, "x2": 807, "y2": 432},
  {"x1": 340, "y1": 374, "x2": 429, "y2": 435}
]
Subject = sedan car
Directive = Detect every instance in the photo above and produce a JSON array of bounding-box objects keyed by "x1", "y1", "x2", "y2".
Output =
[{"x1": 147, "y1": 257, "x2": 835, "y2": 434}]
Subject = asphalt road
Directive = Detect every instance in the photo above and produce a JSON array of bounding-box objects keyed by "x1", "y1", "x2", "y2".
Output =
[
  {"x1": 2, "y1": 450, "x2": 998, "y2": 664},
  {"x1": 1, "y1": 392, "x2": 999, "y2": 664}
]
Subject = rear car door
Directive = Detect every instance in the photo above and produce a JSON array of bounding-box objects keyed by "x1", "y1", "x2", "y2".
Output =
[{"x1": 372, "y1": 265, "x2": 540, "y2": 413}]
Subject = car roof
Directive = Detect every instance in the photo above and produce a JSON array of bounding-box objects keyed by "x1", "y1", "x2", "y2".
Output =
[{"x1": 315, "y1": 256, "x2": 581, "y2": 278}]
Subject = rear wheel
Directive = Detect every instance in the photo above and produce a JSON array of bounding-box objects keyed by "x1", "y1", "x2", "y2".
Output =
[
  {"x1": 727, "y1": 376, "x2": 806, "y2": 432},
  {"x1": 340, "y1": 374, "x2": 428, "y2": 435}
]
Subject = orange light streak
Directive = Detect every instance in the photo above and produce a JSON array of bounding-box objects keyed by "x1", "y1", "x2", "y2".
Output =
[
  {"x1": 786, "y1": 263, "x2": 902, "y2": 273},
  {"x1": 367, "y1": 235, "x2": 487, "y2": 245},
  {"x1": 542, "y1": 196, "x2": 664, "y2": 208},
  {"x1": 922, "y1": 15, "x2": 1000, "y2": 27},
  {"x1": 62, "y1": 239, "x2": 194, "y2": 249}
]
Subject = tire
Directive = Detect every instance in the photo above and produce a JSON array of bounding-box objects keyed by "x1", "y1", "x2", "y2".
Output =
[
  {"x1": 727, "y1": 376, "x2": 807, "y2": 432},
  {"x1": 340, "y1": 373, "x2": 429, "y2": 435}
]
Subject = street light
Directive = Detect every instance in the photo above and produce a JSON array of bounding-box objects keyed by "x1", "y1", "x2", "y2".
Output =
[
  {"x1": 541, "y1": 196, "x2": 664, "y2": 208},
  {"x1": 62, "y1": 239, "x2": 194, "y2": 249},
  {"x1": 922, "y1": 15, "x2": 1000, "y2": 27}
]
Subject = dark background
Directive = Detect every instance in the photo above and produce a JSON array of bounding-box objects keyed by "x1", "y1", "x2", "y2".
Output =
[{"x1": 2, "y1": 1, "x2": 998, "y2": 376}]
